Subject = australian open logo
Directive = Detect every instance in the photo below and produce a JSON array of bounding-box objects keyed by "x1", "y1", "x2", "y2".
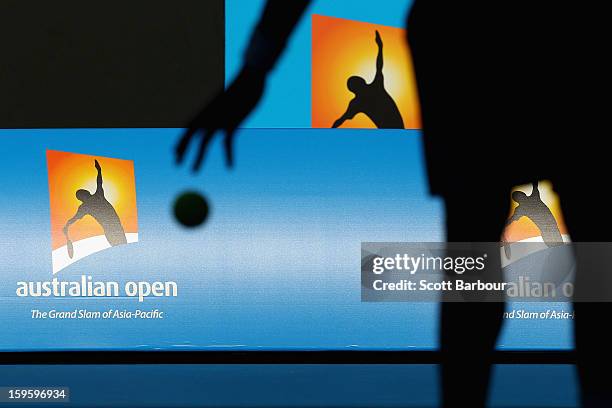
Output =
[
  {"x1": 46, "y1": 150, "x2": 139, "y2": 273},
  {"x1": 311, "y1": 14, "x2": 421, "y2": 130}
]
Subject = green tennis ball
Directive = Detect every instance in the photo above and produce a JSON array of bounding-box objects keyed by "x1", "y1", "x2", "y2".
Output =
[{"x1": 173, "y1": 191, "x2": 210, "y2": 228}]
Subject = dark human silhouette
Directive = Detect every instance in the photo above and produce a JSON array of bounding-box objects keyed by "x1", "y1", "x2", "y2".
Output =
[
  {"x1": 177, "y1": 0, "x2": 612, "y2": 406},
  {"x1": 507, "y1": 181, "x2": 563, "y2": 246},
  {"x1": 332, "y1": 31, "x2": 404, "y2": 129},
  {"x1": 175, "y1": 0, "x2": 312, "y2": 172},
  {"x1": 407, "y1": 1, "x2": 609, "y2": 406},
  {"x1": 63, "y1": 160, "x2": 127, "y2": 251}
]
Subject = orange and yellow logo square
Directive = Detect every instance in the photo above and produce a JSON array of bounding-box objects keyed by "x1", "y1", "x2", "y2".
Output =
[
  {"x1": 47, "y1": 150, "x2": 138, "y2": 273},
  {"x1": 312, "y1": 14, "x2": 421, "y2": 129}
]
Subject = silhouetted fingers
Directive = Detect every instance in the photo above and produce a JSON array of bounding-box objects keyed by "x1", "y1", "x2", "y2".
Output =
[
  {"x1": 192, "y1": 130, "x2": 215, "y2": 172},
  {"x1": 224, "y1": 131, "x2": 235, "y2": 168},
  {"x1": 175, "y1": 125, "x2": 200, "y2": 165},
  {"x1": 176, "y1": 128, "x2": 195, "y2": 164}
]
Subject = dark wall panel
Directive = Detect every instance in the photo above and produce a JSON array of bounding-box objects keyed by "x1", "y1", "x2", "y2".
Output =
[{"x1": 0, "y1": 0, "x2": 224, "y2": 128}]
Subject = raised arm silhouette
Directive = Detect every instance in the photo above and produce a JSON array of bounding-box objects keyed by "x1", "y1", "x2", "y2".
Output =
[
  {"x1": 332, "y1": 30, "x2": 404, "y2": 129},
  {"x1": 63, "y1": 160, "x2": 127, "y2": 251},
  {"x1": 506, "y1": 181, "x2": 563, "y2": 246}
]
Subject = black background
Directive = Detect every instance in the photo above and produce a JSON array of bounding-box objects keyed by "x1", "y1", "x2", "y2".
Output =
[{"x1": 0, "y1": 0, "x2": 224, "y2": 128}]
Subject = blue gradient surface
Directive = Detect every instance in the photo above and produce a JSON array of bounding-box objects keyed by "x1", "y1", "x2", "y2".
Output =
[
  {"x1": 0, "y1": 364, "x2": 578, "y2": 407},
  {"x1": 0, "y1": 129, "x2": 572, "y2": 350}
]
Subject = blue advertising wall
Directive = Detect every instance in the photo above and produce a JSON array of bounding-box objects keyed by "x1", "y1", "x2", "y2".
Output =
[
  {"x1": 0, "y1": 1, "x2": 574, "y2": 351},
  {"x1": 0, "y1": 129, "x2": 572, "y2": 350},
  {"x1": 226, "y1": 0, "x2": 411, "y2": 128}
]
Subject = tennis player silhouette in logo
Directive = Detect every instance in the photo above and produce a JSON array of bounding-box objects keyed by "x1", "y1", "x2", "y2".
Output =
[
  {"x1": 503, "y1": 182, "x2": 563, "y2": 257},
  {"x1": 332, "y1": 31, "x2": 404, "y2": 129},
  {"x1": 62, "y1": 160, "x2": 127, "y2": 258}
]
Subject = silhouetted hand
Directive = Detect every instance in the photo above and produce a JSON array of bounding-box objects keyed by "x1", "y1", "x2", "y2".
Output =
[
  {"x1": 176, "y1": 67, "x2": 266, "y2": 172},
  {"x1": 375, "y1": 30, "x2": 382, "y2": 47},
  {"x1": 94, "y1": 160, "x2": 101, "y2": 171}
]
